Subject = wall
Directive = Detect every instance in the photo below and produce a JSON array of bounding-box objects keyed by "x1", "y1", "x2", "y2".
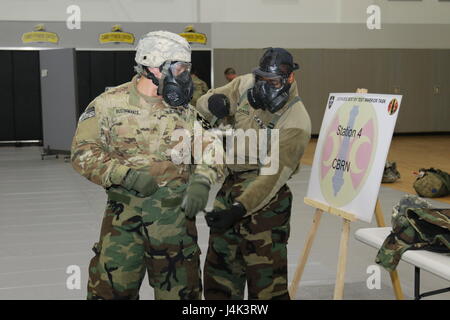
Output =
[
  {"x1": 214, "y1": 48, "x2": 450, "y2": 134},
  {"x1": 1, "y1": 0, "x2": 199, "y2": 23},
  {"x1": 203, "y1": 0, "x2": 450, "y2": 24},
  {"x1": 2, "y1": 21, "x2": 450, "y2": 51},
  {"x1": 210, "y1": 22, "x2": 450, "y2": 49},
  {"x1": 0, "y1": 21, "x2": 212, "y2": 49},
  {"x1": 1, "y1": 1, "x2": 449, "y2": 135},
  {"x1": 2, "y1": 0, "x2": 450, "y2": 24}
]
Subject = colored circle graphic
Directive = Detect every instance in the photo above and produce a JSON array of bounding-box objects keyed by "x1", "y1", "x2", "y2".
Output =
[{"x1": 319, "y1": 99, "x2": 378, "y2": 207}]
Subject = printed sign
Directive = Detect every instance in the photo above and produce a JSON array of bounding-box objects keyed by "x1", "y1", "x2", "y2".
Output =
[
  {"x1": 22, "y1": 24, "x2": 59, "y2": 44},
  {"x1": 306, "y1": 93, "x2": 402, "y2": 222},
  {"x1": 99, "y1": 25, "x2": 135, "y2": 44},
  {"x1": 179, "y1": 25, "x2": 207, "y2": 45}
]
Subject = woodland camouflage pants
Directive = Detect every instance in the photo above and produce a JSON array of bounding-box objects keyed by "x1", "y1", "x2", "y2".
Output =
[
  {"x1": 204, "y1": 171, "x2": 292, "y2": 300},
  {"x1": 87, "y1": 181, "x2": 202, "y2": 300}
]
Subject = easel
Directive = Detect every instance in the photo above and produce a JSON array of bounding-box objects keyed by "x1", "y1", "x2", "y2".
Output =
[{"x1": 289, "y1": 89, "x2": 404, "y2": 300}]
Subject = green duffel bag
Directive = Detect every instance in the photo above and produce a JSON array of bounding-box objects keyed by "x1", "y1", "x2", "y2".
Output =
[{"x1": 413, "y1": 168, "x2": 450, "y2": 198}]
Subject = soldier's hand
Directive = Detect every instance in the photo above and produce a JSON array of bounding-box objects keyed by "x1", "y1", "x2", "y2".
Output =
[
  {"x1": 121, "y1": 168, "x2": 158, "y2": 197},
  {"x1": 208, "y1": 94, "x2": 230, "y2": 119},
  {"x1": 183, "y1": 176, "x2": 210, "y2": 219},
  {"x1": 205, "y1": 202, "x2": 246, "y2": 232}
]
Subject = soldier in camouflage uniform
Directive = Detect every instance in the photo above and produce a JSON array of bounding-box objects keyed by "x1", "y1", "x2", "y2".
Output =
[
  {"x1": 190, "y1": 69, "x2": 209, "y2": 107},
  {"x1": 71, "y1": 31, "x2": 222, "y2": 300},
  {"x1": 195, "y1": 48, "x2": 312, "y2": 299}
]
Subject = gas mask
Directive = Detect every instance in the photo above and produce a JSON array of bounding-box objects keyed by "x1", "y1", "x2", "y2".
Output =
[
  {"x1": 247, "y1": 74, "x2": 291, "y2": 113},
  {"x1": 143, "y1": 61, "x2": 194, "y2": 107},
  {"x1": 247, "y1": 47, "x2": 299, "y2": 113}
]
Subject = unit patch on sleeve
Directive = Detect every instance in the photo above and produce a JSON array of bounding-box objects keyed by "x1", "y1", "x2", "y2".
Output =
[{"x1": 79, "y1": 106, "x2": 96, "y2": 122}]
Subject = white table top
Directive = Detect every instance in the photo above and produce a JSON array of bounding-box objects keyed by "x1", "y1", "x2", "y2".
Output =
[{"x1": 355, "y1": 227, "x2": 450, "y2": 281}]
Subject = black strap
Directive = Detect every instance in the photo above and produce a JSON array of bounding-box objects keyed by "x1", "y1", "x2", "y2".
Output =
[
  {"x1": 259, "y1": 96, "x2": 302, "y2": 168},
  {"x1": 267, "y1": 96, "x2": 301, "y2": 130}
]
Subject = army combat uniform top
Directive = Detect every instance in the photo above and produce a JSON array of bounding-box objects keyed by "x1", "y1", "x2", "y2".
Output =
[
  {"x1": 71, "y1": 75, "x2": 222, "y2": 300},
  {"x1": 72, "y1": 75, "x2": 220, "y2": 189},
  {"x1": 196, "y1": 73, "x2": 311, "y2": 300},
  {"x1": 196, "y1": 73, "x2": 311, "y2": 215},
  {"x1": 190, "y1": 74, "x2": 209, "y2": 107}
]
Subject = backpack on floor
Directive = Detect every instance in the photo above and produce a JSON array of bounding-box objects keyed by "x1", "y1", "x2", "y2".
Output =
[{"x1": 413, "y1": 168, "x2": 450, "y2": 198}]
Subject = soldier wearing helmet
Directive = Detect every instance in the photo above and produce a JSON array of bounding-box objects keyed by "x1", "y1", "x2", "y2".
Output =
[
  {"x1": 195, "y1": 48, "x2": 312, "y2": 300},
  {"x1": 71, "y1": 30, "x2": 223, "y2": 300}
]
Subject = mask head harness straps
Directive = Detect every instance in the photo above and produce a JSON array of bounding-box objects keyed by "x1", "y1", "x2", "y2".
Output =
[
  {"x1": 258, "y1": 47, "x2": 295, "y2": 80},
  {"x1": 269, "y1": 49, "x2": 282, "y2": 78},
  {"x1": 139, "y1": 60, "x2": 173, "y2": 95},
  {"x1": 142, "y1": 65, "x2": 160, "y2": 87}
]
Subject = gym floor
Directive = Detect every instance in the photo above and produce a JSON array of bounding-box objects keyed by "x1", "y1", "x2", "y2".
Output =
[{"x1": 0, "y1": 135, "x2": 449, "y2": 300}]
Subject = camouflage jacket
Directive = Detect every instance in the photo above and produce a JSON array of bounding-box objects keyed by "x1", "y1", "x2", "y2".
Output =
[
  {"x1": 190, "y1": 74, "x2": 209, "y2": 107},
  {"x1": 71, "y1": 75, "x2": 223, "y2": 189},
  {"x1": 376, "y1": 196, "x2": 450, "y2": 271},
  {"x1": 195, "y1": 73, "x2": 311, "y2": 215}
]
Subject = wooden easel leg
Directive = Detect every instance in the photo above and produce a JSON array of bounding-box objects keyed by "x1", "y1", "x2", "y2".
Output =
[
  {"x1": 375, "y1": 199, "x2": 404, "y2": 300},
  {"x1": 374, "y1": 200, "x2": 386, "y2": 227},
  {"x1": 389, "y1": 271, "x2": 404, "y2": 300},
  {"x1": 289, "y1": 209, "x2": 323, "y2": 299},
  {"x1": 333, "y1": 218, "x2": 351, "y2": 300}
]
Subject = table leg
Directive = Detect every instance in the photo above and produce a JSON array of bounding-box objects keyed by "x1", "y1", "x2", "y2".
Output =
[{"x1": 414, "y1": 267, "x2": 421, "y2": 300}]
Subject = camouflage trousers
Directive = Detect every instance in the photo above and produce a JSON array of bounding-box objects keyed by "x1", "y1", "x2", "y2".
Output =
[
  {"x1": 87, "y1": 180, "x2": 202, "y2": 300},
  {"x1": 204, "y1": 171, "x2": 292, "y2": 300}
]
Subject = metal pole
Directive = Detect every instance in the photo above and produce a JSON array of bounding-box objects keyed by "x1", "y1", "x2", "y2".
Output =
[{"x1": 414, "y1": 267, "x2": 421, "y2": 300}]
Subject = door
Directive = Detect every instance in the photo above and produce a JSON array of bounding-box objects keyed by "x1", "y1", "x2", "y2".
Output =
[{"x1": 40, "y1": 48, "x2": 78, "y2": 152}]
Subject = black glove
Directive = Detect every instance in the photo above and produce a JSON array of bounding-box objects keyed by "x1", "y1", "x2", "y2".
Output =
[
  {"x1": 208, "y1": 94, "x2": 230, "y2": 119},
  {"x1": 205, "y1": 202, "x2": 246, "y2": 231}
]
